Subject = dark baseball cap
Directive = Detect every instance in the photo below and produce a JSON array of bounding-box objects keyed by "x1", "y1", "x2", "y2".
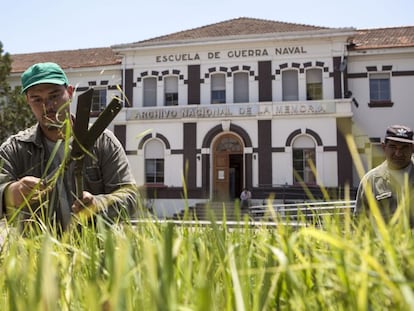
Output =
[
  {"x1": 21, "y1": 62, "x2": 69, "y2": 93},
  {"x1": 385, "y1": 125, "x2": 414, "y2": 144}
]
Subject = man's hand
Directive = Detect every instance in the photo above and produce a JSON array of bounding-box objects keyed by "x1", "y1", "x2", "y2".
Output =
[
  {"x1": 71, "y1": 191, "x2": 98, "y2": 220},
  {"x1": 5, "y1": 176, "x2": 48, "y2": 207}
]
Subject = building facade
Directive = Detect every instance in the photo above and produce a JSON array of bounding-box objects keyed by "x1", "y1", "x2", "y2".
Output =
[{"x1": 8, "y1": 18, "x2": 414, "y2": 217}]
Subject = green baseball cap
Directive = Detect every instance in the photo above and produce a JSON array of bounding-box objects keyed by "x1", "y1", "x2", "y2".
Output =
[{"x1": 21, "y1": 62, "x2": 69, "y2": 93}]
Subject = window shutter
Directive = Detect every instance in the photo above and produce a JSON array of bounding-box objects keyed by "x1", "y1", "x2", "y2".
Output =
[
  {"x1": 282, "y1": 70, "x2": 298, "y2": 101},
  {"x1": 233, "y1": 72, "x2": 249, "y2": 103},
  {"x1": 143, "y1": 77, "x2": 157, "y2": 107}
]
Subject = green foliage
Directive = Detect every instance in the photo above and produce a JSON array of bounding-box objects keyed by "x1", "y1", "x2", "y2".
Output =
[{"x1": 0, "y1": 42, "x2": 36, "y2": 144}]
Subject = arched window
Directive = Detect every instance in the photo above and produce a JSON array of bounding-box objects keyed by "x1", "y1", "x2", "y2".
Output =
[
  {"x1": 282, "y1": 69, "x2": 298, "y2": 101},
  {"x1": 306, "y1": 68, "x2": 323, "y2": 100},
  {"x1": 143, "y1": 77, "x2": 157, "y2": 107},
  {"x1": 145, "y1": 139, "x2": 164, "y2": 184},
  {"x1": 292, "y1": 135, "x2": 316, "y2": 184},
  {"x1": 233, "y1": 72, "x2": 249, "y2": 103},
  {"x1": 164, "y1": 76, "x2": 178, "y2": 106},
  {"x1": 211, "y1": 73, "x2": 226, "y2": 104}
]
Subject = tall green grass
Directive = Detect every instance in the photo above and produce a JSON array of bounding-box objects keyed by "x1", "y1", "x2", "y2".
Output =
[{"x1": 0, "y1": 205, "x2": 412, "y2": 311}]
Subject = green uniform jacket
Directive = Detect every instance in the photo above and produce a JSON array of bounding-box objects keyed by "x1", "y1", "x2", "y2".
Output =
[
  {"x1": 0, "y1": 123, "x2": 138, "y2": 230},
  {"x1": 355, "y1": 160, "x2": 414, "y2": 226}
]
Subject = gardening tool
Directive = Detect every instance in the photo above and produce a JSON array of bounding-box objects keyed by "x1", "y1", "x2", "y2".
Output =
[{"x1": 44, "y1": 88, "x2": 123, "y2": 199}]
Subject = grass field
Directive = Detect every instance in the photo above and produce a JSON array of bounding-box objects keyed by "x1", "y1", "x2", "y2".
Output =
[{"x1": 0, "y1": 203, "x2": 412, "y2": 311}]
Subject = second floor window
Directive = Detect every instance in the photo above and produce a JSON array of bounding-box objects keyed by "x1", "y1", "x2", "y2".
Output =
[
  {"x1": 306, "y1": 68, "x2": 323, "y2": 100},
  {"x1": 143, "y1": 77, "x2": 157, "y2": 107},
  {"x1": 282, "y1": 69, "x2": 299, "y2": 101},
  {"x1": 369, "y1": 73, "x2": 391, "y2": 102},
  {"x1": 164, "y1": 76, "x2": 178, "y2": 106},
  {"x1": 233, "y1": 72, "x2": 249, "y2": 103},
  {"x1": 91, "y1": 88, "x2": 107, "y2": 112},
  {"x1": 211, "y1": 73, "x2": 226, "y2": 104}
]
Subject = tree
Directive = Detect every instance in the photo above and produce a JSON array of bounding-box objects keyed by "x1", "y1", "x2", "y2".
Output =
[{"x1": 0, "y1": 42, "x2": 36, "y2": 144}]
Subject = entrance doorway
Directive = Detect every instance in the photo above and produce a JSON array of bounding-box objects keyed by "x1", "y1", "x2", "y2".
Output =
[{"x1": 212, "y1": 134, "x2": 244, "y2": 201}]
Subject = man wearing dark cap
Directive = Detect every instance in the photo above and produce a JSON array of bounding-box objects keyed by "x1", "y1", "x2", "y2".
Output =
[
  {"x1": 355, "y1": 125, "x2": 414, "y2": 225},
  {"x1": 0, "y1": 62, "x2": 138, "y2": 233}
]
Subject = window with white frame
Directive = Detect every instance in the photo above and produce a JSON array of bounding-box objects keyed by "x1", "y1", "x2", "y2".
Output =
[
  {"x1": 211, "y1": 73, "x2": 226, "y2": 104},
  {"x1": 292, "y1": 135, "x2": 316, "y2": 184},
  {"x1": 91, "y1": 88, "x2": 107, "y2": 112},
  {"x1": 145, "y1": 139, "x2": 164, "y2": 184},
  {"x1": 369, "y1": 73, "x2": 391, "y2": 102},
  {"x1": 143, "y1": 77, "x2": 157, "y2": 107},
  {"x1": 233, "y1": 72, "x2": 249, "y2": 103},
  {"x1": 164, "y1": 76, "x2": 178, "y2": 106},
  {"x1": 306, "y1": 68, "x2": 323, "y2": 100},
  {"x1": 282, "y1": 69, "x2": 299, "y2": 101}
]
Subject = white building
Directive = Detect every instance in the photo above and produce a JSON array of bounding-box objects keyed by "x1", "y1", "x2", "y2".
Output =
[{"x1": 9, "y1": 18, "x2": 414, "y2": 217}]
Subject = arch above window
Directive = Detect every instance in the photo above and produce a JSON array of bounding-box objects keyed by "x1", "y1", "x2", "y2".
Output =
[
  {"x1": 145, "y1": 139, "x2": 164, "y2": 158},
  {"x1": 292, "y1": 135, "x2": 315, "y2": 148},
  {"x1": 215, "y1": 135, "x2": 243, "y2": 152},
  {"x1": 286, "y1": 128, "x2": 323, "y2": 147}
]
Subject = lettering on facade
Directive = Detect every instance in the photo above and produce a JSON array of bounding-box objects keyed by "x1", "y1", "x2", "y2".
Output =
[
  {"x1": 131, "y1": 107, "x2": 234, "y2": 119},
  {"x1": 227, "y1": 49, "x2": 269, "y2": 58},
  {"x1": 127, "y1": 102, "x2": 331, "y2": 121},
  {"x1": 156, "y1": 53, "x2": 201, "y2": 63},
  {"x1": 274, "y1": 46, "x2": 307, "y2": 55},
  {"x1": 155, "y1": 46, "x2": 306, "y2": 62},
  {"x1": 270, "y1": 103, "x2": 326, "y2": 115}
]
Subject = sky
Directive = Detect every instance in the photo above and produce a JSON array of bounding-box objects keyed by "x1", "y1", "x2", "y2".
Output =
[{"x1": 1, "y1": 0, "x2": 413, "y2": 55}]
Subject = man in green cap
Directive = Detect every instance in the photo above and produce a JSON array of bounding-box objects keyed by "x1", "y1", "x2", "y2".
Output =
[{"x1": 0, "y1": 62, "x2": 138, "y2": 233}]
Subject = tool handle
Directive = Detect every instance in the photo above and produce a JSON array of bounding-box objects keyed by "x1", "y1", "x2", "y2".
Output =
[{"x1": 74, "y1": 161, "x2": 84, "y2": 199}]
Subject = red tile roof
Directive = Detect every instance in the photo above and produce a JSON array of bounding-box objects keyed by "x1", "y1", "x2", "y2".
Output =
[
  {"x1": 132, "y1": 17, "x2": 329, "y2": 45},
  {"x1": 10, "y1": 48, "x2": 121, "y2": 73},
  {"x1": 349, "y1": 26, "x2": 414, "y2": 50},
  {"x1": 9, "y1": 18, "x2": 414, "y2": 73}
]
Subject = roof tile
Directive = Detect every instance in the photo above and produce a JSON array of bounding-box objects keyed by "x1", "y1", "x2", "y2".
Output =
[
  {"x1": 134, "y1": 17, "x2": 328, "y2": 44},
  {"x1": 350, "y1": 26, "x2": 414, "y2": 49},
  {"x1": 11, "y1": 48, "x2": 121, "y2": 73}
]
